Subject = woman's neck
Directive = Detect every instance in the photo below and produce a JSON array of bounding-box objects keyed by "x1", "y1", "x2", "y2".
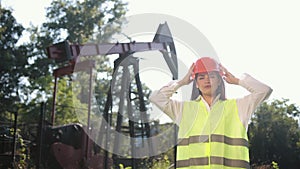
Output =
[{"x1": 202, "y1": 95, "x2": 214, "y2": 107}]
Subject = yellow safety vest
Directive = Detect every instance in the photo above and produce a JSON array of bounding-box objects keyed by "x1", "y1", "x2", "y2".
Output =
[{"x1": 177, "y1": 99, "x2": 250, "y2": 169}]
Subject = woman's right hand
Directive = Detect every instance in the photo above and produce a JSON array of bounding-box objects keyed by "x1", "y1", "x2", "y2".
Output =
[{"x1": 178, "y1": 63, "x2": 195, "y2": 86}]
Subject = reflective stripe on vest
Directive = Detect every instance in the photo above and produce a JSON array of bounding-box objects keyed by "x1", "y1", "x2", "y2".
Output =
[
  {"x1": 177, "y1": 99, "x2": 249, "y2": 169},
  {"x1": 176, "y1": 157, "x2": 250, "y2": 169},
  {"x1": 178, "y1": 134, "x2": 248, "y2": 147}
]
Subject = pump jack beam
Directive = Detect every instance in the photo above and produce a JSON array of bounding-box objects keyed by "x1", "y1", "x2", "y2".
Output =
[
  {"x1": 47, "y1": 23, "x2": 178, "y2": 79},
  {"x1": 48, "y1": 42, "x2": 177, "y2": 79},
  {"x1": 48, "y1": 41, "x2": 165, "y2": 60}
]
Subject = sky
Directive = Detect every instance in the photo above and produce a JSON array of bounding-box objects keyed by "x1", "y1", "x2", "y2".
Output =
[{"x1": 2, "y1": 0, "x2": 300, "y2": 108}]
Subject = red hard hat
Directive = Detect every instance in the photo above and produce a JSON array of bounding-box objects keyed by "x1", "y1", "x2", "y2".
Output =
[{"x1": 192, "y1": 57, "x2": 222, "y2": 79}]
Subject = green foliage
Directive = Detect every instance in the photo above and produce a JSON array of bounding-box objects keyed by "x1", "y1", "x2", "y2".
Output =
[
  {"x1": 0, "y1": 121, "x2": 32, "y2": 169},
  {"x1": 249, "y1": 99, "x2": 300, "y2": 169},
  {"x1": 19, "y1": 0, "x2": 128, "y2": 126},
  {"x1": 119, "y1": 164, "x2": 132, "y2": 169},
  {"x1": 151, "y1": 155, "x2": 171, "y2": 169},
  {"x1": 42, "y1": 0, "x2": 127, "y2": 43},
  {"x1": 0, "y1": 6, "x2": 28, "y2": 117},
  {"x1": 8, "y1": 128, "x2": 30, "y2": 169},
  {"x1": 52, "y1": 77, "x2": 85, "y2": 125},
  {"x1": 272, "y1": 161, "x2": 280, "y2": 169}
]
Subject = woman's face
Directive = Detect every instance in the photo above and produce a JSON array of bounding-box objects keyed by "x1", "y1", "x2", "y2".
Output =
[{"x1": 195, "y1": 71, "x2": 221, "y2": 97}]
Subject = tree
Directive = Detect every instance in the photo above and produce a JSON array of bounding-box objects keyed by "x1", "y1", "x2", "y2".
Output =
[
  {"x1": 22, "y1": 0, "x2": 128, "y2": 124},
  {"x1": 0, "y1": 6, "x2": 37, "y2": 167},
  {"x1": 248, "y1": 99, "x2": 300, "y2": 169},
  {"x1": 43, "y1": 0, "x2": 127, "y2": 43},
  {"x1": 0, "y1": 6, "x2": 28, "y2": 119},
  {"x1": 1, "y1": 0, "x2": 128, "y2": 167}
]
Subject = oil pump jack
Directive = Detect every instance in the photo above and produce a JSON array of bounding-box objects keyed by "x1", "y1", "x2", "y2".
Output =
[{"x1": 44, "y1": 22, "x2": 178, "y2": 169}]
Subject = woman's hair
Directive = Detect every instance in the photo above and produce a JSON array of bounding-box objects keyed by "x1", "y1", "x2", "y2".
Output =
[{"x1": 190, "y1": 72, "x2": 226, "y2": 100}]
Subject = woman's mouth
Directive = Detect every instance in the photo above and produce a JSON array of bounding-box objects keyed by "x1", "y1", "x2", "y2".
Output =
[{"x1": 204, "y1": 85, "x2": 211, "y2": 88}]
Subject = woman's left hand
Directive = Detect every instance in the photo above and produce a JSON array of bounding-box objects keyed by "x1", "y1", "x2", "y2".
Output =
[{"x1": 220, "y1": 64, "x2": 240, "y2": 85}]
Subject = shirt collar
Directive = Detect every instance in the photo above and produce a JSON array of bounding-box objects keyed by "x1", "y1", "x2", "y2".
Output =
[{"x1": 195, "y1": 94, "x2": 221, "y2": 108}]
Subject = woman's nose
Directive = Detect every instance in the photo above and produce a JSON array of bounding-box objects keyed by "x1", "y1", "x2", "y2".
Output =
[{"x1": 204, "y1": 75, "x2": 211, "y2": 82}]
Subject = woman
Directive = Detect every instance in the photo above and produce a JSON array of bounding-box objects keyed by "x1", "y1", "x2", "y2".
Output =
[{"x1": 149, "y1": 57, "x2": 272, "y2": 169}]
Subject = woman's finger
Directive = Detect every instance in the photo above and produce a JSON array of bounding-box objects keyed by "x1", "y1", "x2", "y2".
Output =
[{"x1": 219, "y1": 64, "x2": 228, "y2": 74}]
